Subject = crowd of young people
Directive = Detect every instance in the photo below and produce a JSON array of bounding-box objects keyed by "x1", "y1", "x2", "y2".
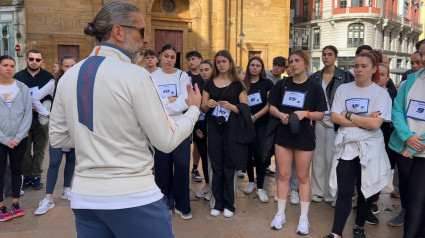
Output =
[{"x1": 1, "y1": 39, "x2": 424, "y2": 238}]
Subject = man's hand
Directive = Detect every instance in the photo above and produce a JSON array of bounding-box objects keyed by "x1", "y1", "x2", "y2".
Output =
[{"x1": 185, "y1": 83, "x2": 202, "y2": 109}]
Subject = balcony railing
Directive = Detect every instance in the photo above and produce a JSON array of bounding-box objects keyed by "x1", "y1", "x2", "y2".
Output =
[
  {"x1": 413, "y1": 21, "x2": 422, "y2": 30},
  {"x1": 293, "y1": 13, "x2": 322, "y2": 24},
  {"x1": 385, "y1": 10, "x2": 402, "y2": 22}
]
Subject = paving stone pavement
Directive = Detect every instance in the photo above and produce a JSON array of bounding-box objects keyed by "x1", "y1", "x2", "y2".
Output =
[{"x1": 0, "y1": 150, "x2": 404, "y2": 238}]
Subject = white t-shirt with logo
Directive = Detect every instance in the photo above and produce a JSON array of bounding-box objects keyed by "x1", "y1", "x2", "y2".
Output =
[
  {"x1": 0, "y1": 81, "x2": 19, "y2": 108},
  {"x1": 331, "y1": 81, "x2": 392, "y2": 160}
]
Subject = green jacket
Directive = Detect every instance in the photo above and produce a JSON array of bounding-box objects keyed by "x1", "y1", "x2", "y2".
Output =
[{"x1": 388, "y1": 68, "x2": 425, "y2": 155}]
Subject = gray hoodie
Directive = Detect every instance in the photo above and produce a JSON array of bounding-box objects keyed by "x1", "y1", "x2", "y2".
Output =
[{"x1": 0, "y1": 80, "x2": 32, "y2": 145}]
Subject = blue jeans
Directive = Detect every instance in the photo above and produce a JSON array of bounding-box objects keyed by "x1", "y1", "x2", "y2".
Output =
[
  {"x1": 73, "y1": 198, "x2": 174, "y2": 238},
  {"x1": 45, "y1": 145, "x2": 76, "y2": 194}
]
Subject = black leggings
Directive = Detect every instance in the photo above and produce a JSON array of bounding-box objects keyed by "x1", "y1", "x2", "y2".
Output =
[
  {"x1": 195, "y1": 138, "x2": 209, "y2": 184},
  {"x1": 331, "y1": 157, "x2": 373, "y2": 236},
  {"x1": 399, "y1": 155, "x2": 425, "y2": 238},
  {"x1": 246, "y1": 120, "x2": 268, "y2": 189},
  {"x1": 0, "y1": 138, "x2": 28, "y2": 202}
]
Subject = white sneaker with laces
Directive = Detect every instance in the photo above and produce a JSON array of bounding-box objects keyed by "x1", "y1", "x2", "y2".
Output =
[
  {"x1": 244, "y1": 182, "x2": 255, "y2": 194},
  {"x1": 210, "y1": 209, "x2": 220, "y2": 217},
  {"x1": 175, "y1": 208, "x2": 192, "y2": 220},
  {"x1": 61, "y1": 188, "x2": 72, "y2": 201},
  {"x1": 270, "y1": 212, "x2": 286, "y2": 230},
  {"x1": 290, "y1": 190, "x2": 300, "y2": 205},
  {"x1": 296, "y1": 216, "x2": 310, "y2": 235},
  {"x1": 223, "y1": 208, "x2": 234, "y2": 218},
  {"x1": 257, "y1": 189, "x2": 269, "y2": 203},
  {"x1": 34, "y1": 198, "x2": 55, "y2": 215}
]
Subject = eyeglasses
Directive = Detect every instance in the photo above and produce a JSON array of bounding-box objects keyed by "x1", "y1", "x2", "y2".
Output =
[
  {"x1": 28, "y1": 57, "x2": 42, "y2": 62},
  {"x1": 119, "y1": 25, "x2": 145, "y2": 39}
]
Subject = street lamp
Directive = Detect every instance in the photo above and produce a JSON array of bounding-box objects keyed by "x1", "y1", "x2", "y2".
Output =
[{"x1": 237, "y1": 32, "x2": 245, "y2": 47}]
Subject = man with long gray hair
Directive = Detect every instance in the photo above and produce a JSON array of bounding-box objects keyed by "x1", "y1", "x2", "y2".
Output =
[{"x1": 49, "y1": 2, "x2": 201, "y2": 237}]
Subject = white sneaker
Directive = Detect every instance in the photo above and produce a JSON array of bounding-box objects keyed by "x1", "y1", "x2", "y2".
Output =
[
  {"x1": 175, "y1": 208, "x2": 192, "y2": 220},
  {"x1": 237, "y1": 170, "x2": 245, "y2": 178},
  {"x1": 270, "y1": 212, "x2": 286, "y2": 230},
  {"x1": 61, "y1": 188, "x2": 72, "y2": 201},
  {"x1": 257, "y1": 189, "x2": 269, "y2": 203},
  {"x1": 296, "y1": 216, "x2": 310, "y2": 235},
  {"x1": 311, "y1": 194, "x2": 324, "y2": 202},
  {"x1": 244, "y1": 182, "x2": 255, "y2": 194},
  {"x1": 223, "y1": 208, "x2": 234, "y2": 218},
  {"x1": 34, "y1": 198, "x2": 55, "y2": 215},
  {"x1": 290, "y1": 190, "x2": 300, "y2": 205},
  {"x1": 210, "y1": 209, "x2": 220, "y2": 217},
  {"x1": 195, "y1": 186, "x2": 209, "y2": 198}
]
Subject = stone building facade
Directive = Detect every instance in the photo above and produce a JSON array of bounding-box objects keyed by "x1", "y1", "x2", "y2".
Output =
[
  {"x1": 291, "y1": 0, "x2": 422, "y2": 84},
  {"x1": 0, "y1": 0, "x2": 290, "y2": 72}
]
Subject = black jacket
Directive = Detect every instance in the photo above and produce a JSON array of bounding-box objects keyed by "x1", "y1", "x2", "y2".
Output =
[
  {"x1": 309, "y1": 67, "x2": 354, "y2": 131},
  {"x1": 226, "y1": 103, "x2": 255, "y2": 170}
]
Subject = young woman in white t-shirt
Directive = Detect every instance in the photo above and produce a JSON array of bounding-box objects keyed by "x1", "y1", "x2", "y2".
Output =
[
  {"x1": 151, "y1": 44, "x2": 193, "y2": 220},
  {"x1": 325, "y1": 53, "x2": 392, "y2": 238}
]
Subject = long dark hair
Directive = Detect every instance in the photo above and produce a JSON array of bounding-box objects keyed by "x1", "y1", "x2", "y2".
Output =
[
  {"x1": 243, "y1": 56, "x2": 266, "y2": 91},
  {"x1": 213, "y1": 50, "x2": 247, "y2": 91}
]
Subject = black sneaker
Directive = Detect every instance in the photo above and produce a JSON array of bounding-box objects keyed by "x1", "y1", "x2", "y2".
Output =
[
  {"x1": 365, "y1": 212, "x2": 379, "y2": 225},
  {"x1": 371, "y1": 203, "x2": 380, "y2": 214},
  {"x1": 32, "y1": 177, "x2": 44, "y2": 190},
  {"x1": 191, "y1": 169, "x2": 202, "y2": 182},
  {"x1": 353, "y1": 227, "x2": 366, "y2": 238},
  {"x1": 22, "y1": 177, "x2": 33, "y2": 189}
]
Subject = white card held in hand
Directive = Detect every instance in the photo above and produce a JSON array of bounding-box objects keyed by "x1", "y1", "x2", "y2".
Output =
[
  {"x1": 282, "y1": 91, "x2": 306, "y2": 109},
  {"x1": 345, "y1": 98, "x2": 369, "y2": 114},
  {"x1": 212, "y1": 105, "x2": 231, "y2": 121},
  {"x1": 158, "y1": 84, "x2": 177, "y2": 98},
  {"x1": 248, "y1": 92, "x2": 262, "y2": 107},
  {"x1": 406, "y1": 99, "x2": 425, "y2": 122}
]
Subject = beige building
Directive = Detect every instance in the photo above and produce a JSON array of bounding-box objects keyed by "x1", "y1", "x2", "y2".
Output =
[{"x1": 1, "y1": 0, "x2": 290, "y2": 72}]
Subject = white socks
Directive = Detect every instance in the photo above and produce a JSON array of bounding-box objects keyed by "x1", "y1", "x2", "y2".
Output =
[
  {"x1": 300, "y1": 201, "x2": 310, "y2": 218},
  {"x1": 277, "y1": 199, "x2": 287, "y2": 215}
]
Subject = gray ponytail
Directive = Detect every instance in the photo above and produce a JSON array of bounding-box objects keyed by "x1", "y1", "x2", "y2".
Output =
[{"x1": 84, "y1": 1, "x2": 141, "y2": 42}]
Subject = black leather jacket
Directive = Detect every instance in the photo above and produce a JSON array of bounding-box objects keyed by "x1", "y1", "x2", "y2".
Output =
[
  {"x1": 308, "y1": 67, "x2": 354, "y2": 131},
  {"x1": 308, "y1": 67, "x2": 354, "y2": 110}
]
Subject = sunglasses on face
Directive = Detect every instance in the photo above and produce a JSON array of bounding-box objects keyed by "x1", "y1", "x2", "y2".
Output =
[
  {"x1": 119, "y1": 25, "x2": 145, "y2": 39},
  {"x1": 28, "y1": 57, "x2": 42, "y2": 62}
]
